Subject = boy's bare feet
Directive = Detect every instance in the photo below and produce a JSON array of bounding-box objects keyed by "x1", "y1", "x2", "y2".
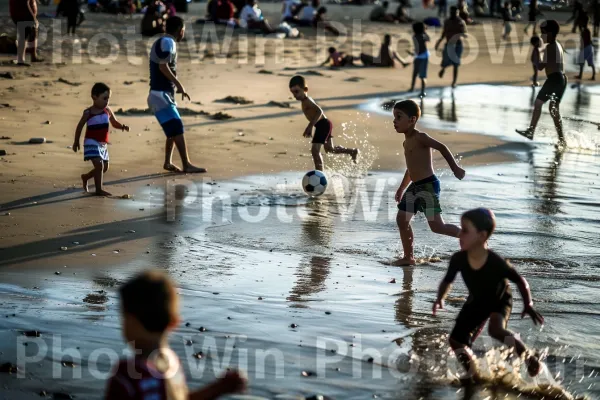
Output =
[
  {"x1": 183, "y1": 165, "x2": 207, "y2": 173},
  {"x1": 392, "y1": 257, "x2": 416, "y2": 266},
  {"x1": 81, "y1": 174, "x2": 89, "y2": 193},
  {"x1": 532, "y1": 81, "x2": 539, "y2": 87},
  {"x1": 351, "y1": 149, "x2": 359, "y2": 163},
  {"x1": 94, "y1": 189, "x2": 112, "y2": 197},
  {"x1": 164, "y1": 163, "x2": 183, "y2": 173},
  {"x1": 526, "y1": 355, "x2": 541, "y2": 377}
]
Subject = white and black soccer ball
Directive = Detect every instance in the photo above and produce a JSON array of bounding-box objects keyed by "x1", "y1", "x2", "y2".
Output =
[{"x1": 302, "y1": 170, "x2": 328, "y2": 196}]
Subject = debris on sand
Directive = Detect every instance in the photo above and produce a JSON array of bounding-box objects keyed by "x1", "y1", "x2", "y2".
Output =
[
  {"x1": 298, "y1": 70, "x2": 326, "y2": 77},
  {"x1": 216, "y1": 96, "x2": 253, "y2": 105},
  {"x1": 258, "y1": 69, "x2": 273, "y2": 74},
  {"x1": 22, "y1": 330, "x2": 41, "y2": 337},
  {"x1": 211, "y1": 112, "x2": 233, "y2": 120},
  {"x1": 0, "y1": 150, "x2": 6, "y2": 156},
  {"x1": 0, "y1": 72, "x2": 15, "y2": 80},
  {"x1": 0, "y1": 136, "x2": 11, "y2": 139},
  {"x1": 268, "y1": 101, "x2": 292, "y2": 109},
  {"x1": 123, "y1": 81, "x2": 134, "y2": 85},
  {"x1": 83, "y1": 292, "x2": 108, "y2": 305},
  {"x1": 0, "y1": 105, "x2": 10, "y2": 109},
  {"x1": 345, "y1": 77, "x2": 363, "y2": 82},
  {"x1": 0, "y1": 363, "x2": 18, "y2": 374},
  {"x1": 29, "y1": 137, "x2": 46, "y2": 144},
  {"x1": 57, "y1": 77, "x2": 81, "y2": 86}
]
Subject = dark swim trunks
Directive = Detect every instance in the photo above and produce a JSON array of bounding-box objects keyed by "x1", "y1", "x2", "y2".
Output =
[
  {"x1": 537, "y1": 72, "x2": 567, "y2": 103},
  {"x1": 312, "y1": 118, "x2": 333, "y2": 144},
  {"x1": 450, "y1": 291, "x2": 513, "y2": 347},
  {"x1": 398, "y1": 175, "x2": 442, "y2": 217}
]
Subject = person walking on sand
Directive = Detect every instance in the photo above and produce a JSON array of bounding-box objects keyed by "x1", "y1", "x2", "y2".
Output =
[
  {"x1": 393, "y1": 100, "x2": 465, "y2": 266},
  {"x1": 9, "y1": 0, "x2": 43, "y2": 66},
  {"x1": 435, "y1": 6, "x2": 467, "y2": 88},
  {"x1": 147, "y1": 16, "x2": 206, "y2": 173},
  {"x1": 516, "y1": 20, "x2": 567, "y2": 147},
  {"x1": 433, "y1": 208, "x2": 544, "y2": 382},
  {"x1": 73, "y1": 83, "x2": 130, "y2": 197}
]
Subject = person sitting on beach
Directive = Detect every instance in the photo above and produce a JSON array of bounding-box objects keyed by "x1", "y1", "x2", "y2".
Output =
[
  {"x1": 105, "y1": 270, "x2": 248, "y2": 399},
  {"x1": 73, "y1": 83, "x2": 130, "y2": 197},
  {"x1": 213, "y1": 0, "x2": 237, "y2": 26},
  {"x1": 433, "y1": 208, "x2": 544, "y2": 382},
  {"x1": 395, "y1": 0, "x2": 413, "y2": 23},
  {"x1": 370, "y1": 1, "x2": 396, "y2": 22},
  {"x1": 281, "y1": 0, "x2": 303, "y2": 22},
  {"x1": 361, "y1": 34, "x2": 408, "y2": 67},
  {"x1": 289, "y1": 75, "x2": 359, "y2": 171},
  {"x1": 435, "y1": 6, "x2": 467, "y2": 88},
  {"x1": 313, "y1": 6, "x2": 341, "y2": 35},
  {"x1": 298, "y1": 0, "x2": 317, "y2": 24},
  {"x1": 516, "y1": 20, "x2": 567, "y2": 147},
  {"x1": 321, "y1": 46, "x2": 355, "y2": 67},
  {"x1": 457, "y1": 0, "x2": 476, "y2": 24},
  {"x1": 239, "y1": 0, "x2": 276, "y2": 34},
  {"x1": 141, "y1": 0, "x2": 168, "y2": 36},
  {"x1": 393, "y1": 100, "x2": 465, "y2": 266},
  {"x1": 473, "y1": 0, "x2": 487, "y2": 17},
  {"x1": 576, "y1": 16, "x2": 595, "y2": 80}
]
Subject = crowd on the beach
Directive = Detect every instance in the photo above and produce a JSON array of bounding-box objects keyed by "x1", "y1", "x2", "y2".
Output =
[{"x1": 3, "y1": 0, "x2": 600, "y2": 398}]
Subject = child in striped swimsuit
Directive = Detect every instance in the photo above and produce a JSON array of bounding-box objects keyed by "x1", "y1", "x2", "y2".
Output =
[{"x1": 73, "y1": 83, "x2": 129, "y2": 196}]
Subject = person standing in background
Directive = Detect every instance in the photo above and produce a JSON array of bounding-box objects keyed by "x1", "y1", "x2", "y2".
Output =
[{"x1": 9, "y1": 0, "x2": 43, "y2": 65}]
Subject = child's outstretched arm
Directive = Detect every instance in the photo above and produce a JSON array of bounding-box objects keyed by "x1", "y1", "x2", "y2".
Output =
[
  {"x1": 189, "y1": 370, "x2": 247, "y2": 400},
  {"x1": 72, "y1": 110, "x2": 88, "y2": 153},
  {"x1": 395, "y1": 169, "x2": 412, "y2": 202},
  {"x1": 107, "y1": 107, "x2": 130, "y2": 132},
  {"x1": 320, "y1": 55, "x2": 332, "y2": 66},
  {"x1": 417, "y1": 132, "x2": 465, "y2": 179},
  {"x1": 507, "y1": 269, "x2": 545, "y2": 325},
  {"x1": 433, "y1": 257, "x2": 459, "y2": 315}
]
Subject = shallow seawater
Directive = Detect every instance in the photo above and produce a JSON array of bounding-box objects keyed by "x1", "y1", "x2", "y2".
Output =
[{"x1": 2, "y1": 85, "x2": 600, "y2": 399}]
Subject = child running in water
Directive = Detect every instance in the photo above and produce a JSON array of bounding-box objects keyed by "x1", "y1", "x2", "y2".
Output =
[
  {"x1": 409, "y1": 21, "x2": 430, "y2": 97},
  {"x1": 289, "y1": 75, "x2": 359, "y2": 171},
  {"x1": 73, "y1": 83, "x2": 129, "y2": 196},
  {"x1": 394, "y1": 100, "x2": 465, "y2": 266},
  {"x1": 105, "y1": 270, "x2": 247, "y2": 399},
  {"x1": 433, "y1": 208, "x2": 544, "y2": 380}
]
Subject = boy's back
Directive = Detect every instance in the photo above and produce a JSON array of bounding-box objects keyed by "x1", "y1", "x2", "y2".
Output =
[{"x1": 403, "y1": 130, "x2": 435, "y2": 181}]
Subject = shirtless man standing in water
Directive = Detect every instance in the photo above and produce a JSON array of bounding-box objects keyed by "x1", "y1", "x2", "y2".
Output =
[
  {"x1": 394, "y1": 100, "x2": 465, "y2": 266},
  {"x1": 516, "y1": 19, "x2": 567, "y2": 147}
]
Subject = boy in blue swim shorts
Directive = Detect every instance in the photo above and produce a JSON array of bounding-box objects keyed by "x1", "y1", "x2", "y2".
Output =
[
  {"x1": 148, "y1": 16, "x2": 205, "y2": 174},
  {"x1": 393, "y1": 100, "x2": 465, "y2": 265}
]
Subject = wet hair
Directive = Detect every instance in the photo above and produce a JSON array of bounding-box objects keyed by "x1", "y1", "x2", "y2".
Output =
[
  {"x1": 383, "y1": 0, "x2": 389, "y2": 7},
  {"x1": 462, "y1": 208, "x2": 496, "y2": 238},
  {"x1": 119, "y1": 270, "x2": 178, "y2": 333},
  {"x1": 328, "y1": 46, "x2": 336, "y2": 53},
  {"x1": 91, "y1": 83, "x2": 110, "y2": 97},
  {"x1": 166, "y1": 16, "x2": 185, "y2": 35},
  {"x1": 394, "y1": 99, "x2": 421, "y2": 120},
  {"x1": 412, "y1": 21, "x2": 425, "y2": 35},
  {"x1": 450, "y1": 5, "x2": 458, "y2": 15},
  {"x1": 530, "y1": 35, "x2": 541, "y2": 46},
  {"x1": 540, "y1": 19, "x2": 560, "y2": 36},
  {"x1": 317, "y1": 6, "x2": 327, "y2": 14},
  {"x1": 289, "y1": 75, "x2": 306, "y2": 89}
]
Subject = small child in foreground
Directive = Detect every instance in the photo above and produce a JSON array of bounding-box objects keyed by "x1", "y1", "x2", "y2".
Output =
[
  {"x1": 289, "y1": 75, "x2": 359, "y2": 171},
  {"x1": 394, "y1": 100, "x2": 465, "y2": 266},
  {"x1": 73, "y1": 83, "x2": 129, "y2": 197},
  {"x1": 433, "y1": 208, "x2": 544, "y2": 381},
  {"x1": 105, "y1": 270, "x2": 247, "y2": 399}
]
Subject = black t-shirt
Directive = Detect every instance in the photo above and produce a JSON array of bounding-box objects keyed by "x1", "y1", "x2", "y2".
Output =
[{"x1": 443, "y1": 250, "x2": 521, "y2": 303}]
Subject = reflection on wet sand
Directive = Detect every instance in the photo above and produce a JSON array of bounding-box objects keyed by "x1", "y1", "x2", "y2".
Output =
[
  {"x1": 287, "y1": 201, "x2": 333, "y2": 307},
  {"x1": 435, "y1": 91, "x2": 458, "y2": 123}
]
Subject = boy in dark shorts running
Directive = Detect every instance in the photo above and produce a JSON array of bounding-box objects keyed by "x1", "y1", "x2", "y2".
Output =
[
  {"x1": 289, "y1": 75, "x2": 359, "y2": 171},
  {"x1": 516, "y1": 20, "x2": 567, "y2": 147},
  {"x1": 433, "y1": 208, "x2": 544, "y2": 380},
  {"x1": 394, "y1": 100, "x2": 465, "y2": 266}
]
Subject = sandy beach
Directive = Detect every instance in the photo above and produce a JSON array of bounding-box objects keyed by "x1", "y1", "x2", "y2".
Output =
[{"x1": 1, "y1": 1, "x2": 599, "y2": 399}]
